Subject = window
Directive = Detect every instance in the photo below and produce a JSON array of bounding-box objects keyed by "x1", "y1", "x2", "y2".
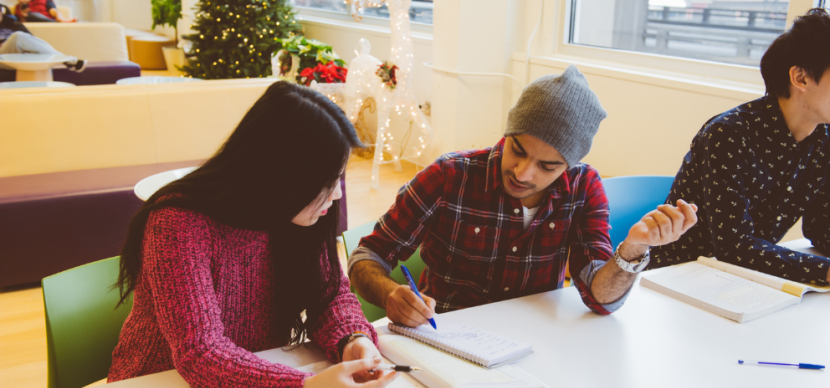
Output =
[
  {"x1": 291, "y1": 0, "x2": 434, "y2": 25},
  {"x1": 568, "y1": 0, "x2": 790, "y2": 67}
]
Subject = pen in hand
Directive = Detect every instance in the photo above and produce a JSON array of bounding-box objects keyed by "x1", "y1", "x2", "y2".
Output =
[
  {"x1": 370, "y1": 364, "x2": 421, "y2": 373},
  {"x1": 400, "y1": 265, "x2": 437, "y2": 329}
]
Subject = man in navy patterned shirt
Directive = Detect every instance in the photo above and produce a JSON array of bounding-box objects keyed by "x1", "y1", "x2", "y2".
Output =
[
  {"x1": 349, "y1": 66, "x2": 698, "y2": 327},
  {"x1": 651, "y1": 9, "x2": 830, "y2": 285}
]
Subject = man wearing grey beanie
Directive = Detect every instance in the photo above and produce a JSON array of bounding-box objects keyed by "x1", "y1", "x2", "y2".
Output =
[{"x1": 349, "y1": 65, "x2": 698, "y2": 327}]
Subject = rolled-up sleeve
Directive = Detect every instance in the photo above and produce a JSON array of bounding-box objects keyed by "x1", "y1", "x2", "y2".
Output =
[{"x1": 569, "y1": 170, "x2": 630, "y2": 314}]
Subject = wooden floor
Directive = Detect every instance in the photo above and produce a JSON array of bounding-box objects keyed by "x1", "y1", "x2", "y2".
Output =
[{"x1": 0, "y1": 155, "x2": 419, "y2": 388}]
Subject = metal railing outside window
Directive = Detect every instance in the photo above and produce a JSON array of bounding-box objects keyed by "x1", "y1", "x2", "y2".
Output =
[
  {"x1": 290, "y1": 0, "x2": 434, "y2": 25},
  {"x1": 568, "y1": 0, "x2": 790, "y2": 67}
]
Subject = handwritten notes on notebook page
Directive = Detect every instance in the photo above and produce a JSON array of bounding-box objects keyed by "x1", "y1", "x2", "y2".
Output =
[
  {"x1": 378, "y1": 335, "x2": 548, "y2": 388},
  {"x1": 387, "y1": 315, "x2": 533, "y2": 368}
]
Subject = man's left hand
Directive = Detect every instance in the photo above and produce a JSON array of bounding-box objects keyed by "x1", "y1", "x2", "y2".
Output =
[
  {"x1": 342, "y1": 337, "x2": 385, "y2": 383},
  {"x1": 621, "y1": 199, "x2": 698, "y2": 260}
]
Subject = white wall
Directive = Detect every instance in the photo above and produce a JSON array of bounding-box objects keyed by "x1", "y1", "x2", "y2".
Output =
[{"x1": 107, "y1": 0, "x2": 152, "y2": 30}]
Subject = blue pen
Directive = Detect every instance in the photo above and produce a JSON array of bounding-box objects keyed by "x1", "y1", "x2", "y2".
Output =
[
  {"x1": 400, "y1": 265, "x2": 437, "y2": 329},
  {"x1": 738, "y1": 360, "x2": 825, "y2": 370}
]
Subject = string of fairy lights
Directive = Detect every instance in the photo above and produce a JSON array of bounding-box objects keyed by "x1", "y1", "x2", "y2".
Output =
[{"x1": 340, "y1": 0, "x2": 433, "y2": 189}]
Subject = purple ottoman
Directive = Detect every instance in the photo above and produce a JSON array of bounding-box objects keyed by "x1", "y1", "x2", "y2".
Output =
[
  {"x1": 0, "y1": 61, "x2": 141, "y2": 85},
  {"x1": 0, "y1": 161, "x2": 200, "y2": 288},
  {"x1": 53, "y1": 61, "x2": 141, "y2": 85}
]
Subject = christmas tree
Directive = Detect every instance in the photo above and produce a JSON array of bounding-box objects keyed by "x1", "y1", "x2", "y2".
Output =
[{"x1": 181, "y1": 0, "x2": 302, "y2": 79}]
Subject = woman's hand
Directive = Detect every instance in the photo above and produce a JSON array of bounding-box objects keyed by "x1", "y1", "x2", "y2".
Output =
[
  {"x1": 303, "y1": 358, "x2": 398, "y2": 388},
  {"x1": 342, "y1": 337, "x2": 383, "y2": 382}
]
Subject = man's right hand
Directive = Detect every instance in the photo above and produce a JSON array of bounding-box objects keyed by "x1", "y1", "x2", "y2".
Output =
[{"x1": 385, "y1": 285, "x2": 436, "y2": 327}]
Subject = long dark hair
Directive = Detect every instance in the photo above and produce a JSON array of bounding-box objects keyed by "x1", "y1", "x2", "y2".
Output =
[{"x1": 114, "y1": 81, "x2": 362, "y2": 345}]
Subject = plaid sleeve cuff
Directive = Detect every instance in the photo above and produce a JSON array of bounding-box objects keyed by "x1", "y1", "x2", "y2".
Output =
[
  {"x1": 348, "y1": 246, "x2": 394, "y2": 277},
  {"x1": 578, "y1": 260, "x2": 632, "y2": 314}
]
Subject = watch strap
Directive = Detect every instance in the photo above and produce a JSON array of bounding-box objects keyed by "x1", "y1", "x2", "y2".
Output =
[
  {"x1": 337, "y1": 331, "x2": 370, "y2": 362},
  {"x1": 614, "y1": 242, "x2": 650, "y2": 273}
]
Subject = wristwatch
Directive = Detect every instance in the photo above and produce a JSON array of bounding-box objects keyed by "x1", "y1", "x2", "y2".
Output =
[
  {"x1": 614, "y1": 242, "x2": 650, "y2": 273},
  {"x1": 337, "y1": 331, "x2": 370, "y2": 361}
]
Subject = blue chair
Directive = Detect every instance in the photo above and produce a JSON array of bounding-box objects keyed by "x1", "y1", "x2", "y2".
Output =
[
  {"x1": 602, "y1": 176, "x2": 676, "y2": 248},
  {"x1": 343, "y1": 221, "x2": 426, "y2": 322}
]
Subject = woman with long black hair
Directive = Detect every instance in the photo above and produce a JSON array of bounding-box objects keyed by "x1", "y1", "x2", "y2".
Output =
[{"x1": 108, "y1": 82, "x2": 397, "y2": 388}]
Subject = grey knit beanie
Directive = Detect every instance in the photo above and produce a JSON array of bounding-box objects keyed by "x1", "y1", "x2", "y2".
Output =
[{"x1": 505, "y1": 65, "x2": 607, "y2": 168}]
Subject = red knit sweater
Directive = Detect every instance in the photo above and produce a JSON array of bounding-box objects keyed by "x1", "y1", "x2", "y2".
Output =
[{"x1": 108, "y1": 206, "x2": 377, "y2": 387}]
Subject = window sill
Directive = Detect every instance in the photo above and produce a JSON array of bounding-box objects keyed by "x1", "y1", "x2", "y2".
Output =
[{"x1": 514, "y1": 53, "x2": 765, "y2": 101}]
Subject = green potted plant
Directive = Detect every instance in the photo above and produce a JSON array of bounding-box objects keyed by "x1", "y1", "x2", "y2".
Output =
[{"x1": 151, "y1": 0, "x2": 185, "y2": 75}]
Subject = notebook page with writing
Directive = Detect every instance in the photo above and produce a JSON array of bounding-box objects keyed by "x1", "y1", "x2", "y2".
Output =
[
  {"x1": 378, "y1": 335, "x2": 548, "y2": 388},
  {"x1": 387, "y1": 315, "x2": 532, "y2": 368}
]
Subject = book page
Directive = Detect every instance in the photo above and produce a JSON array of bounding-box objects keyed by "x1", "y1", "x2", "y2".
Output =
[
  {"x1": 643, "y1": 262, "x2": 798, "y2": 315},
  {"x1": 697, "y1": 256, "x2": 830, "y2": 297},
  {"x1": 713, "y1": 283, "x2": 793, "y2": 310},
  {"x1": 399, "y1": 316, "x2": 531, "y2": 364}
]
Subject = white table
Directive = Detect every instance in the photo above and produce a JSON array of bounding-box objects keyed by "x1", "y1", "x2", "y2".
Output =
[
  {"x1": 0, "y1": 53, "x2": 74, "y2": 81},
  {"x1": 105, "y1": 254, "x2": 830, "y2": 387},
  {"x1": 133, "y1": 167, "x2": 198, "y2": 201},
  {"x1": 0, "y1": 81, "x2": 75, "y2": 89},
  {"x1": 116, "y1": 76, "x2": 204, "y2": 85}
]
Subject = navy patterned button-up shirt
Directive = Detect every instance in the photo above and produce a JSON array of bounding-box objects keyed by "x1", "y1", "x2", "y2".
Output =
[{"x1": 651, "y1": 96, "x2": 830, "y2": 284}]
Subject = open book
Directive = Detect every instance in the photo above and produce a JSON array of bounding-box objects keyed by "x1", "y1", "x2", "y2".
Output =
[
  {"x1": 387, "y1": 316, "x2": 533, "y2": 369},
  {"x1": 378, "y1": 335, "x2": 548, "y2": 388},
  {"x1": 641, "y1": 256, "x2": 830, "y2": 323}
]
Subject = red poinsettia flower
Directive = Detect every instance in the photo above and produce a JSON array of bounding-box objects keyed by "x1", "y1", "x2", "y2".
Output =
[{"x1": 299, "y1": 62, "x2": 348, "y2": 86}]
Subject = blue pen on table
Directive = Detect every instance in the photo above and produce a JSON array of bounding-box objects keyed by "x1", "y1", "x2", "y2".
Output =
[
  {"x1": 738, "y1": 360, "x2": 825, "y2": 370},
  {"x1": 400, "y1": 265, "x2": 437, "y2": 329}
]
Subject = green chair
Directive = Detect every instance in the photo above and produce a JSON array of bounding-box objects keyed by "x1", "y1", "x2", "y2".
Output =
[
  {"x1": 343, "y1": 221, "x2": 427, "y2": 322},
  {"x1": 42, "y1": 257, "x2": 133, "y2": 388},
  {"x1": 602, "y1": 176, "x2": 676, "y2": 247}
]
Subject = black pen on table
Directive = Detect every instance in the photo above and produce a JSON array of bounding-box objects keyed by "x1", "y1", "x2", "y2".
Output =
[{"x1": 370, "y1": 364, "x2": 421, "y2": 373}]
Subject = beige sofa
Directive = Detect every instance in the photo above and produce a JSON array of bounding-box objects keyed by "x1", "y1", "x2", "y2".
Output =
[
  {"x1": 23, "y1": 22, "x2": 129, "y2": 62},
  {"x1": 0, "y1": 79, "x2": 275, "y2": 178}
]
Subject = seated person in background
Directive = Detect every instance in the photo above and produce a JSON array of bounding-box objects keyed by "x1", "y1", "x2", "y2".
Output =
[
  {"x1": 0, "y1": 4, "x2": 85, "y2": 71},
  {"x1": 650, "y1": 9, "x2": 830, "y2": 285},
  {"x1": 15, "y1": 0, "x2": 74, "y2": 22},
  {"x1": 108, "y1": 82, "x2": 398, "y2": 388},
  {"x1": 349, "y1": 66, "x2": 699, "y2": 327}
]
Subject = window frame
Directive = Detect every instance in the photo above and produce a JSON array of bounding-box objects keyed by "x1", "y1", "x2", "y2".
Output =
[
  {"x1": 542, "y1": 0, "x2": 818, "y2": 86},
  {"x1": 291, "y1": 1, "x2": 434, "y2": 35}
]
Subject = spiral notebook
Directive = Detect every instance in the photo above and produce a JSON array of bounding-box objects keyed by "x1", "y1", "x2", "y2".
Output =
[{"x1": 387, "y1": 316, "x2": 533, "y2": 369}]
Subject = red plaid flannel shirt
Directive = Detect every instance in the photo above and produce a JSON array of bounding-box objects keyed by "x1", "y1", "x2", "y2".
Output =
[{"x1": 357, "y1": 138, "x2": 617, "y2": 314}]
